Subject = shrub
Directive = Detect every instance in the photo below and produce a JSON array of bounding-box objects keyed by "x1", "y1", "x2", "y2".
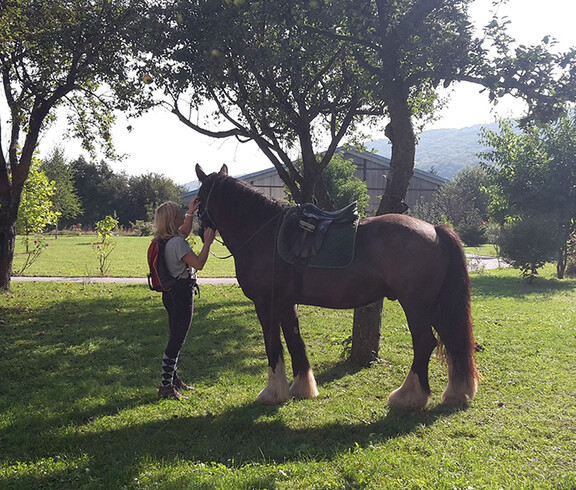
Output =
[
  {"x1": 497, "y1": 216, "x2": 560, "y2": 281},
  {"x1": 93, "y1": 215, "x2": 118, "y2": 276},
  {"x1": 565, "y1": 235, "x2": 576, "y2": 277},
  {"x1": 454, "y1": 209, "x2": 487, "y2": 247},
  {"x1": 131, "y1": 220, "x2": 154, "y2": 236}
]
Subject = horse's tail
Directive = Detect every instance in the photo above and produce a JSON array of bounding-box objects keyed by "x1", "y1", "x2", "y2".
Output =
[{"x1": 433, "y1": 225, "x2": 479, "y2": 404}]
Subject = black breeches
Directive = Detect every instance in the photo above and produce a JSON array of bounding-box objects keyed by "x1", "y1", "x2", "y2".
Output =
[{"x1": 162, "y1": 278, "x2": 195, "y2": 359}]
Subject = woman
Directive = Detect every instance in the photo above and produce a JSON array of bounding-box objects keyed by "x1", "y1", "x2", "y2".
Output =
[{"x1": 153, "y1": 199, "x2": 216, "y2": 400}]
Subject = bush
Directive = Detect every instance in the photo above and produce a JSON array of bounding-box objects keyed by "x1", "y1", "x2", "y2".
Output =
[
  {"x1": 496, "y1": 216, "x2": 560, "y2": 281},
  {"x1": 131, "y1": 220, "x2": 154, "y2": 236},
  {"x1": 454, "y1": 209, "x2": 487, "y2": 247},
  {"x1": 565, "y1": 235, "x2": 576, "y2": 277}
]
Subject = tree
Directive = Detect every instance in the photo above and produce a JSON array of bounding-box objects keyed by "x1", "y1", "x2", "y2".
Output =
[
  {"x1": 40, "y1": 147, "x2": 83, "y2": 236},
  {"x1": 321, "y1": 0, "x2": 576, "y2": 363},
  {"x1": 145, "y1": 0, "x2": 382, "y2": 209},
  {"x1": 411, "y1": 165, "x2": 491, "y2": 246},
  {"x1": 496, "y1": 215, "x2": 559, "y2": 281},
  {"x1": 16, "y1": 156, "x2": 59, "y2": 248},
  {"x1": 285, "y1": 152, "x2": 370, "y2": 215},
  {"x1": 69, "y1": 157, "x2": 129, "y2": 228},
  {"x1": 479, "y1": 114, "x2": 576, "y2": 278},
  {"x1": 0, "y1": 0, "x2": 150, "y2": 291},
  {"x1": 322, "y1": 153, "x2": 370, "y2": 215},
  {"x1": 125, "y1": 173, "x2": 187, "y2": 226},
  {"x1": 69, "y1": 157, "x2": 185, "y2": 228},
  {"x1": 146, "y1": 0, "x2": 576, "y2": 363}
]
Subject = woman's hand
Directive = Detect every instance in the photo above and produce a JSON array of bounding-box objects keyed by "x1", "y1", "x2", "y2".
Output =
[
  {"x1": 188, "y1": 197, "x2": 201, "y2": 216},
  {"x1": 203, "y1": 227, "x2": 216, "y2": 245}
]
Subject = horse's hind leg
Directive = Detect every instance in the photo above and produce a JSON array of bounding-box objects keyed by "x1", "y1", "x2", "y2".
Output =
[
  {"x1": 388, "y1": 305, "x2": 437, "y2": 410},
  {"x1": 280, "y1": 305, "x2": 318, "y2": 399},
  {"x1": 254, "y1": 302, "x2": 289, "y2": 405},
  {"x1": 434, "y1": 310, "x2": 478, "y2": 406}
]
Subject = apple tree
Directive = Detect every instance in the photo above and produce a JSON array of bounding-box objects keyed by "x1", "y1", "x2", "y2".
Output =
[{"x1": 0, "y1": 0, "x2": 151, "y2": 291}]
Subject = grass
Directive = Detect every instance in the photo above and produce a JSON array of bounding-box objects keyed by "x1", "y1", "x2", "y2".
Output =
[
  {"x1": 12, "y1": 234, "x2": 236, "y2": 278},
  {"x1": 13, "y1": 234, "x2": 502, "y2": 279},
  {"x1": 463, "y1": 243, "x2": 499, "y2": 257},
  {"x1": 1, "y1": 266, "x2": 575, "y2": 488}
]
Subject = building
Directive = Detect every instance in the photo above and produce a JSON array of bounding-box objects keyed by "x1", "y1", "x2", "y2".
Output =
[{"x1": 183, "y1": 148, "x2": 447, "y2": 214}]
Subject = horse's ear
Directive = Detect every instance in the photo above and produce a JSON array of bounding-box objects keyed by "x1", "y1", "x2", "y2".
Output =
[
  {"x1": 196, "y1": 164, "x2": 207, "y2": 182},
  {"x1": 219, "y1": 164, "x2": 228, "y2": 176}
]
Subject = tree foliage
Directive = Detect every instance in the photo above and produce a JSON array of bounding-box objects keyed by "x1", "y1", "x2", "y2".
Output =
[
  {"x1": 145, "y1": 0, "x2": 381, "y2": 208},
  {"x1": 479, "y1": 113, "x2": 576, "y2": 278},
  {"x1": 68, "y1": 157, "x2": 185, "y2": 228},
  {"x1": 125, "y1": 173, "x2": 186, "y2": 225},
  {"x1": 40, "y1": 147, "x2": 83, "y2": 231},
  {"x1": 16, "y1": 157, "x2": 59, "y2": 238},
  {"x1": 285, "y1": 152, "x2": 370, "y2": 215},
  {"x1": 321, "y1": 153, "x2": 370, "y2": 216},
  {"x1": 144, "y1": 0, "x2": 576, "y2": 362},
  {"x1": 0, "y1": 0, "x2": 151, "y2": 290},
  {"x1": 70, "y1": 157, "x2": 129, "y2": 228},
  {"x1": 412, "y1": 165, "x2": 491, "y2": 246}
]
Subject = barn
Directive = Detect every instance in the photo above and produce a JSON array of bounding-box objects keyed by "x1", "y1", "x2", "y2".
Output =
[{"x1": 184, "y1": 148, "x2": 447, "y2": 214}]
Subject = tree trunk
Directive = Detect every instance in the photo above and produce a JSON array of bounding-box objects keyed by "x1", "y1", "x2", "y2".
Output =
[
  {"x1": 0, "y1": 196, "x2": 20, "y2": 292},
  {"x1": 350, "y1": 298, "x2": 383, "y2": 365},
  {"x1": 350, "y1": 97, "x2": 416, "y2": 365},
  {"x1": 557, "y1": 242, "x2": 567, "y2": 279},
  {"x1": 0, "y1": 159, "x2": 27, "y2": 291}
]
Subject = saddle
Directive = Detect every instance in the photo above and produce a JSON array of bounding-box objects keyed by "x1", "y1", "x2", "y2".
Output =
[{"x1": 277, "y1": 201, "x2": 359, "y2": 268}]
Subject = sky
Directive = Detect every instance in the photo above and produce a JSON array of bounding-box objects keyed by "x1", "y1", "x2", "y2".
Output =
[{"x1": 37, "y1": 0, "x2": 576, "y2": 185}]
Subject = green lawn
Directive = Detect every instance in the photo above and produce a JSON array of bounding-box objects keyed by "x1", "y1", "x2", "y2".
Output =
[
  {"x1": 463, "y1": 243, "x2": 499, "y2": 257},
  {"x1": 13, "y1": 234, "x2": 501, "y2": 279},
  {"x1": 1, "y1": 266, "x2": 575, "y2": 488},
  {"x1": 12, "y1": 234, "x2": 236, "y2": 278}
]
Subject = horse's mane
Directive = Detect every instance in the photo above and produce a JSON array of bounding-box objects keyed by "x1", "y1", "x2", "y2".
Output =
[{"x1": 214, "y1": 175, "x2": 286, "y2": 225}]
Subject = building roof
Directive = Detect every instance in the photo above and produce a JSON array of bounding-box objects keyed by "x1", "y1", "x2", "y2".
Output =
[{"x1": 182, "y1": 148, "x2": 448, "y2": 200}]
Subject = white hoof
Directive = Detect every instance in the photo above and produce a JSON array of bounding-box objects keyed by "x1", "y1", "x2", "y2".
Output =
[
  {"x1": 442, "y1": 376, "x2": 478, "y2": 406},
  {"x1": 256, "y1": 359, "x2": 289, "y2": 405},
  {"x1": 387, "y1": 370, "x2": 430, "y2": 410},
  {"x1": 289, "y1": 368, "x2": 319, "y2": 399}
]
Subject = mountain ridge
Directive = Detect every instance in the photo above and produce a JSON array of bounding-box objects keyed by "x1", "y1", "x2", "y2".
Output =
[
  {"x1": 366, "y1": 121, "x2": 501, "y2": 179},
  {"x1": 183, "y1": 122, "x2": 503, "y2": 189}
]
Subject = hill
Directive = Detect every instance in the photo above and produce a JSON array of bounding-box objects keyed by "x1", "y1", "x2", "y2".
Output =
[
  {"x1": 183, "y1": 122, "x2": 505, "y2": 188},
  {"x1": 366, "y1": 122, "x2": 501, "y2": 179}
]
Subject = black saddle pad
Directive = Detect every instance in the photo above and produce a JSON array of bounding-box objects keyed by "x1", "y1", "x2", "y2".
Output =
[{"x1": 277, "y1": 205, "x2": 359, "y2": 268}]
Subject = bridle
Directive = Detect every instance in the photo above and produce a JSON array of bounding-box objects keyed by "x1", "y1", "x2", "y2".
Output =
[
  {"x1": 197, "y1": 179, "x2": 217, "y2": 232},
  {"x1": 197, "y1": 179, "x2": 231, "y2": 258}
]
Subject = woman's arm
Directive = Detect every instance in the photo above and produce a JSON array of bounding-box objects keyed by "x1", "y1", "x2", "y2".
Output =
[
  {"x1": 181, "y1": 228, "x2": 216, "y2": 271},
  {"x1": 179, "y1": 198, "x2": 200, "y2": 238}
]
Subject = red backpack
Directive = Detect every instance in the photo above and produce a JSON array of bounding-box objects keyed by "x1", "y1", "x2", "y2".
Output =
[{"x1": 147, "y1": 239, "x2": 178, "y2": 292}]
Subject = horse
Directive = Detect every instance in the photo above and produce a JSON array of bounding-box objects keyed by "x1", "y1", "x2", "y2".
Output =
[{"x1": 195, "y1": 164, "x2": 478, "y2": 410}]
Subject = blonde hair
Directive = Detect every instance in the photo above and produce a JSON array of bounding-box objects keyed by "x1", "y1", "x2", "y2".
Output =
[{"x1": 154, "y1": 201, "x2": 183, "y2": 240}]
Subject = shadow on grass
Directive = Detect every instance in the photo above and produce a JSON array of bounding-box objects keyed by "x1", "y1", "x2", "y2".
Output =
[
  {"x1": 0, "y1": 283, "x2": 466, "y2": 488},
  {"x1": 471, "y1": 272, "x2": 576, "y2": 299},
  {"x1": 0, "y1": 393, "x2": 466, "y2": 489}
]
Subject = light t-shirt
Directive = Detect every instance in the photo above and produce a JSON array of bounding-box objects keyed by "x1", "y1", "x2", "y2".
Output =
[{"x1": 164, "y1": 236, "x2": 193, "y2": 278}]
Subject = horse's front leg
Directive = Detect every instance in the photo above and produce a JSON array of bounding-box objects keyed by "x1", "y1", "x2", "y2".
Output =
[
  {"x1": 254, "y1": 301, "x2": 289, "y2": 405},
  {"x1": 280, "y1": 304, "x2": 318, "y2": 399}
]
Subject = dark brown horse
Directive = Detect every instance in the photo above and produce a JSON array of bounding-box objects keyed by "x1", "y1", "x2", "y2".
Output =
[{"x1": 196, "y1": 164, "x2": 478, "y2": 409}]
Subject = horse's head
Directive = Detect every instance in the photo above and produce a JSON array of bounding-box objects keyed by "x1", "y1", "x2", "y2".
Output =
[{"x1": 195, "y1": 164, "x2": 228, "y2": 240}]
